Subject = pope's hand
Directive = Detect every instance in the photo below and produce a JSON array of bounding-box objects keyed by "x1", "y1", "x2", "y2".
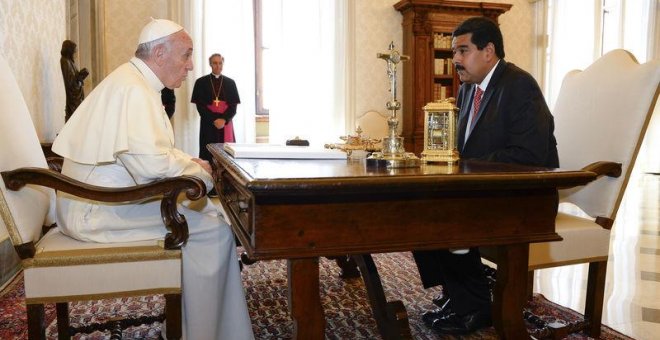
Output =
[
  {"x1": 213, "y1": 118, "x2": 226, "y2": 129},
  {"x1": 192, "y1": 158, "x2": 212, "y2": 174}
]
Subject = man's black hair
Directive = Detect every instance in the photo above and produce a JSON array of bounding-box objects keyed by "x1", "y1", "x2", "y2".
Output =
[{"x1": 453, "y1": 17, "x2": 505, "y2": 59}]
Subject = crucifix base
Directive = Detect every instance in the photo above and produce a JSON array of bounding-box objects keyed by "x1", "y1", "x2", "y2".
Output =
[
  {"x1": 366, "y1": 154, "x2": 421, "y2": 169},
  {"x1": 366, "y1": 137, "x2": 420, "y2": 168},
  {"x1": 366, "y1": 132, "x2": 420, "y2": 169}
]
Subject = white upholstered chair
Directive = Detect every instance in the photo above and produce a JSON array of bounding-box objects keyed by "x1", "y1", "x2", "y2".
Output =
[
  {"x1": 356, "y1": 110, "x2": 389, "y2": 140},
  {"x1": 528, "y1": 49, "x2": 660, "y2": 337},
  {"x1": 0, "y1": 56, "x2": 205, "y2": 339}
]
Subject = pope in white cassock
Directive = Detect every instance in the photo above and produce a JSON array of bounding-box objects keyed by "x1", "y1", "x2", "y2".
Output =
[{"x1": 51, "y1": 19, "x2": 255, "y2": 339}]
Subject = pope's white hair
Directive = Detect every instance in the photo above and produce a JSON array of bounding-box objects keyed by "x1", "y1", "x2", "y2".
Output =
[{"x1": 135, "y1": 34, "x2": 173, "y2": 60}]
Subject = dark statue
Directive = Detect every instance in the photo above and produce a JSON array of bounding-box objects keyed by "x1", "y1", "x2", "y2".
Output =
[{"x1": 60, "y1": 40, "x2": 89, "y2": 122}]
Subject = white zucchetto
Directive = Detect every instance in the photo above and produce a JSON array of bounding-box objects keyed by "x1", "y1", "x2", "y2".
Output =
[{"x1": 138, "y1": 18, "x2": 183, "y2": 44}]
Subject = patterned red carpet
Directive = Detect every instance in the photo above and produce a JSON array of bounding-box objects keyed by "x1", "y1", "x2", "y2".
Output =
[{"x1": 0, "y1": 252, "x2": 633, "y2": 339}]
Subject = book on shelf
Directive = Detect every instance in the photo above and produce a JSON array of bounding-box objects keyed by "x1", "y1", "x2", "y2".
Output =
[
  {"x1": 434, "y1": 58, "x2": 445, "y2": 75},
  {"x1": 223, "y1": 143, "x2": 347, "y2": 159},
  {"x1": 434, "y1": 33, "x2": 451, "y2": 49},
  {"x1": 432, "y1": 85, "x2": 450, "y2": 101},
  {"x1": 435, "y1": 58, "x2": 454, "y2": 76}
]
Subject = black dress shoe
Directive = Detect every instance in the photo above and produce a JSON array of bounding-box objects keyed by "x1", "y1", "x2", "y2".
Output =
[
  {"x1": 421, "y1": 298, "x2": 452, "y2": 326},
  {"x1": 431, "y1": 308, "x2": 492, "y2": 335},
  {"x1": 432, "y1": 294, "x2": 449, "y2": 308}
]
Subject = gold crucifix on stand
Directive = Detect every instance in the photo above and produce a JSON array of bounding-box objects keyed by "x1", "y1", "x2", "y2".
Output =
[{"x1": 366, "y1": 42, "x2": 420, "y2": 168}]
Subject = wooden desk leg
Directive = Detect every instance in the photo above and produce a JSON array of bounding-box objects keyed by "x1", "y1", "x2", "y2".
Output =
[
  {"x1": 329, "y1": 255, "x2": 361, "y2": 279},
  {"x1": 491, "y1": 243, "x2": 531, "y2": 339},
  {"x1": 287, "y1": 258, "x2": 325, "y2": 340},
  {"x1": 353, "y1": 254, "x2": 412, "y2": 340}
]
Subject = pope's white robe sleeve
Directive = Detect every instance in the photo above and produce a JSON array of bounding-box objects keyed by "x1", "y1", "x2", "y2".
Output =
[{"x1": 117, "y1": 150, "x2": 214, "y2": 191}]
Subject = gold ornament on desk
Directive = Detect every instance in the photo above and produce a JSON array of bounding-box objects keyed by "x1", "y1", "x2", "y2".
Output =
[
  {"x1": 366, "y1": 42, "x2": 421, "y2": 168},
  {"x1": 421, "y1": 98, "x2": 460, "y2": 163},
  {"x1": 324, "y1": 126, "x2": 382, "y2": 157}
]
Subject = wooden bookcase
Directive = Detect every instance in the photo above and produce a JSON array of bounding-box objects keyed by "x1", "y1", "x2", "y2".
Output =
[{"x1": 394, "y1": 0, "x2": 511, "y2": 155}]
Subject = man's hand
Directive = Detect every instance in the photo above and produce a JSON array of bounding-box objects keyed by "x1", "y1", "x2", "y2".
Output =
[
  {"x1": 213, "y1": 118, "x2": 226, "y2": 129},
  {"x1": 192, "y1": 158, "x2": 212, "y2": 174}
]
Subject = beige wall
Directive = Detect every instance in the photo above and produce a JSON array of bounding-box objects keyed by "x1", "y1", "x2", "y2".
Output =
[
  {"x1": 354, "y1": 0, "x2": 405, "y2": 121},
  {"x1": 488, "y1": 0, "x2": 536, "y2": 72},
  {"x1": 102, "y1": 0, "x2": 168, "y2": 76},
  {"x1": 0, "y1": 0, "x2": 66, "y2": 143}
]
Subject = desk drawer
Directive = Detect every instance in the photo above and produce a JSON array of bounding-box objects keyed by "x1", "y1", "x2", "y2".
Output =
[{"x1": 218, "y1": 172, "x2": 253, "y2": 240}]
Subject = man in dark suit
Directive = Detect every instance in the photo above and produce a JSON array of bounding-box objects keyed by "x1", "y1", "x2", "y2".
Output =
[{"x1": 413, "y1": 17, "x2": 559, "y2": 335}]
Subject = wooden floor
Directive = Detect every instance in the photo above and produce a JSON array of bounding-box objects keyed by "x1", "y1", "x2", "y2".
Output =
[{"x1": 534, "y1": 126, "x2": 660, "y2": 340}]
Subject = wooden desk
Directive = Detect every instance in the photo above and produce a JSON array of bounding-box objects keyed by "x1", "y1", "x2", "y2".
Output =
[{"x1": 208, "y1": 144, "x2": 596, "y2": 339}]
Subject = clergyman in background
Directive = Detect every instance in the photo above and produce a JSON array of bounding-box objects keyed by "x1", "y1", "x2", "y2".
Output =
[{"x1": 191, "y1": 53, "x2": 240, "y2": 163}]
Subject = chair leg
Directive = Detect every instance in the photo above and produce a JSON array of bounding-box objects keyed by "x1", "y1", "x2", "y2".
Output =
[
  {"x1": 26, "y1": 304, "x2": 46, "y2": 340},
  {"x1": 527, "y1": 270, "x2": 534, "y2": 299},
  {"x1": 56, "y1": 302, "x2": 70, "y2": 340},
  {"x1": 165, "y1": 293, "x2": 182, "y2": 340},
  {"x1": 584, "y1": 261, "x2": 607, "y2": 338}
]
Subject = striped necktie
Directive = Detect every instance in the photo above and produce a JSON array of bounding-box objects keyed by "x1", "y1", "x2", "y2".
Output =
[{"x1": 469, "y1": 86, "x2": 484, "y2": 132}]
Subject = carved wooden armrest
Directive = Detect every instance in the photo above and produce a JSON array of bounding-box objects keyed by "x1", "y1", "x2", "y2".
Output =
[
  {"x1": 581, "y1": 161, "x2": 622, "y2": 178},
  {"x1": 1, "y1": 167, "x2": 206, "y2": 250}
]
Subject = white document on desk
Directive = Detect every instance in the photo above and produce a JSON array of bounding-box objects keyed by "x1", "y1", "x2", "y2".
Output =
[{"x1": 223, "y1": 143, "x2": 347, "y2": 159}]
